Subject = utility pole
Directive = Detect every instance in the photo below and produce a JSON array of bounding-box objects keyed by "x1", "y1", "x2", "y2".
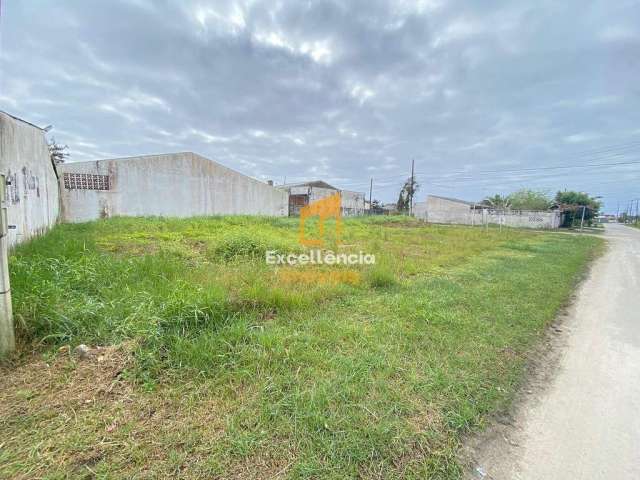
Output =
[
  {"x1": 580, "y1": 205, "x2": 587, "y2": 232},
  {"x1": 409, "y1": 159, "x2": 415, "y2": 216},
  {"x1": 368, "y1": 177, "x2": 373, "y2": 216},
  {"x1": 0, "y1": 174, "x2": 14, "y2": 355}
]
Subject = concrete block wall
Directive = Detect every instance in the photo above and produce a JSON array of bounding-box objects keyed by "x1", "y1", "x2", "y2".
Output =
[
  {"x1": 480, "y1": 210, "x2": 562, "y2": 229},
  {"x1": 422, "y1": 195, "x2": 561, "y2": 229},
  {"x1": 59, "y1": 152, "x2": 288, "y2": 222},
  {"x1": 423, "y1": 196, "x2": 476, "y2": 224},
  {"x1": 0, "y1": 112, "x2": 60, "y2": 247}
]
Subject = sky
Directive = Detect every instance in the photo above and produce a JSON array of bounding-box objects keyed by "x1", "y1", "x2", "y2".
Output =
[{"x1": 1, "y1": 0, "x2": 639, "y2": 212}]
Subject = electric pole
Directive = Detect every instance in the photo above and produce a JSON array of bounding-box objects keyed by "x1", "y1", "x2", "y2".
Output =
[
  {"x1": 409, "y1": 159, "x2": 415, "y2": 215},
  {"x1": 369, "y1": 177, "x2": 373, "y2": 216},
  {"x1": 0, "y1": 174, "x2": 14, "y2": 355}
]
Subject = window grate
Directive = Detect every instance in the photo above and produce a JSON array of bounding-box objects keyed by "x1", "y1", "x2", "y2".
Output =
[{"x1": 63, "y1": 173, "x2": 110, "y2": 191}]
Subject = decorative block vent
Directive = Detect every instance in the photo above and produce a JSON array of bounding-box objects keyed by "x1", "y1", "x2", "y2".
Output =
[{"x1": 63, "y1": 173, "x2": 110, "y2": 191}]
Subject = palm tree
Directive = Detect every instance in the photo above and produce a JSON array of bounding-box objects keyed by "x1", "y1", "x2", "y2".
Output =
[{"x1": 482, "y1": 194, "x2": 511, "y2": 209}]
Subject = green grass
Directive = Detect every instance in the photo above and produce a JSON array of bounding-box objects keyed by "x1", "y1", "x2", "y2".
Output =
[{"x1": 0, "y1": 216, "x2": 602, "y2": 479}]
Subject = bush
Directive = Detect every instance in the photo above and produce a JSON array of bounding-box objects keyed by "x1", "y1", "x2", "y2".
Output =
[
  {"x1": 213, "y1": 233, "x2": 269, "y2": 261},
  {"x1": 213, "y1": 232, "x2": 300, "y2": 262},
  {"x1": 365, "y1": 266, "x2": 396, "y2": 288}
]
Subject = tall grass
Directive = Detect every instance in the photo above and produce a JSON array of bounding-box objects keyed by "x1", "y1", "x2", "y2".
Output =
[{"x1": 2, "y1": 215, "x2": 603, "y2": 478}]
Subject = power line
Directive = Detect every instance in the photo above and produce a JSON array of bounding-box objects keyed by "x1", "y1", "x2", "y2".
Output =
[
  {"x1": 279, "y1": 139, "x2": 640, "y2": 196},
  {"x1": 337, "y1": 148, "x2": 640, "y2": 187},
  {"x1": 337, "y1": 156, "x2": 640, "y2": 189}
]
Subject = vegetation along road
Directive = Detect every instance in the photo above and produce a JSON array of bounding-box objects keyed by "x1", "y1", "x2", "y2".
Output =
[
  {"x1": 0, "y1": 216, "x2": 602, "y2": 478},
  {"x1": 471, "y1": 223, "x2": 640, "y2": 479}
]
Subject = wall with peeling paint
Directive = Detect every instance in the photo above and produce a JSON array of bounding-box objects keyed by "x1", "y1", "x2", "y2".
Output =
[
  {"x1": 58, "y1": 152, "x2": 288, "y2": 222},
  {"x1": 0, "y1": 112, "x2": 60, "y2": 247}
]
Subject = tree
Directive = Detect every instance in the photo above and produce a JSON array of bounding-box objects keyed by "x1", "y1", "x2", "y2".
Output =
[
  {"x1": 47, "y1": 137, "x2": 69, "y2": 164},
  {"x1": 396, "y1": 177, "x2": 419, "y2": 213},
  {"x1": 507, "y1": 189, "x2": 552, "y2": 211},
  {"x1": 482, "y1": 194, "x2": 511, "y2": 209},
  {"x1": 555, "y1": 191, "x2": 601, "y2": 227}
]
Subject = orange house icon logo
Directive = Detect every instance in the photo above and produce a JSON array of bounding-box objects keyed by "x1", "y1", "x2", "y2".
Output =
[{"x1": 299, "y1": 193, "x2": 342, "y2": 247}]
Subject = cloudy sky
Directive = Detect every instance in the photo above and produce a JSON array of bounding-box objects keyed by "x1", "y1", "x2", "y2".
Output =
[{"x1": 1, "y1": 0, "x2": 639, "y2": 211}]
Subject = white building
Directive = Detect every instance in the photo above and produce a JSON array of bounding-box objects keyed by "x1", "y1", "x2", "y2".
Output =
[
  {"x1": 58, "y1": 152, "x2": 288, "y2": 222},
  {"x1": 276, "y1": 181, "x2": 366, "y2": 216},
  {"x1": 0, "y1": 111, "x2": 60, "y2": 247}
]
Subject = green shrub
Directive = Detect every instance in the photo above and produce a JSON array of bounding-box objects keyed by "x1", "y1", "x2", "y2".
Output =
[
  {"x1": 213, "y1": 233, "x2": 268, "y2": 261},
  {"x1": 365, "y1": 266, "x2": 396, "y2": 288}
]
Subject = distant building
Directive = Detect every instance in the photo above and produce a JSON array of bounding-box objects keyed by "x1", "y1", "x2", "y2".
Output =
[
  {"x1": 58, "y1": 152, "x2": 288, "y2": 222},
  {"x1": 0, "y1": 111, "x2": 60, "y2": 247},
  {"x1": 595, "y1": 214, "x2": 616, "y2": 224},
  {"x1": 276, "y1": 181, "x2": 366, "y2": 216},
  {"x1": 412, "y1": 200, "x2": 427, "y2": 218},
  {"x1": 420, "y1": 195, "x2": 481, "y2": 224}
]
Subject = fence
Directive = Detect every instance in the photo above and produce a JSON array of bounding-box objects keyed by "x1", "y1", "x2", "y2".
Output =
[{"x1": 419, "y1": 208, "x2": 562, "y2": 229}]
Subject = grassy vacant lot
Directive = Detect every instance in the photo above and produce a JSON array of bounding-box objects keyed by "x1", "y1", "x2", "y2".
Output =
[{"x1": 1, "y1": 216, "x2": 602, "y2": 479}]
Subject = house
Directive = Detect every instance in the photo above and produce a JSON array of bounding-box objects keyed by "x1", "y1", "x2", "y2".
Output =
[
  {"x1": 0, "y1": 111, "x2": 60, "y2": 247},
  {"x1": 276, "y1": 181, "x2": 366, "y2": 216},
  {"x1": 58, "y1": 152, "x2": 288, "y2": 222}
]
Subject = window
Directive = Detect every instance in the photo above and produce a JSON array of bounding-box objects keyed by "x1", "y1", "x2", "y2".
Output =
[{"x1": 63, "y1": 173, "x2": 110, "y2": 191}]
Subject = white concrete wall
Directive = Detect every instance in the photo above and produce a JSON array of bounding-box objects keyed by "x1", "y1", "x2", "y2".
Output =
[
  {"x1": 423, "y1": 195, "x2": 561, "y2": 229},
  {"x1": 412, "y1": 201, "x2": 427, "y2": 219},
  {"x1": 424, "y1": 196, "x2": 475, "y2": 224},
  {"x1": 309, "y1": 186, "x2": 337, "y2": 204},
  {"x1": 481, "y1": 210, "x2": 562, "y2": 229},
  {"x1": 278, "y1": 185, "x2": 365, "y2": 216},
  {"x1": 0, "y1": 112, "x2": 60, "y2": 247},
  {"x1": 59, "y1": 152, "x2": 288, "y2": 222},
  {"x1": 341, "y1": 190, "x2": 365, "y2": 216}
]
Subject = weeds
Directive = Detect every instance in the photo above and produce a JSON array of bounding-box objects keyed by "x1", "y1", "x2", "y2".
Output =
[{"x1": 1, "y1": 216, "x2": 602, "y2": 479}]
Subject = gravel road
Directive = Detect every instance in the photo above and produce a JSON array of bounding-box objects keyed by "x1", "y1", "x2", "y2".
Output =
[{"x1": 468, "y1": 223, "x2": 640, "y2": 480}]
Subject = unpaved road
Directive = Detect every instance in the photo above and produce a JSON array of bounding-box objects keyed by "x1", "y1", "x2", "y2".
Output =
[{"x1": 469, "y1": 224, "x2": 640, "y2": 479}]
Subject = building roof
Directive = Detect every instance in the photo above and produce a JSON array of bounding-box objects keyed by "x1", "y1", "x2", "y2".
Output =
[
  {"x1": 60, "y1": 151, "x2": 194, "y2": 166},
  {"x1": 0, "y1": 110, "x2": 46, "y2": 131},
  {"x1": 278, "y1": 180, "x2": 339, "y2": 190},
  {"x1": 427, "y1": 194, "x2": 478, "y2": 206},
  {"x1": 58, "y1": 151, "x2": 277, "y2": 188}
]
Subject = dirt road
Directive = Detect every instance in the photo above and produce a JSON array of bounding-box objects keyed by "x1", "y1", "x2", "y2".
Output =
[{"x1": 469, "y1": 224, "x2": 640, "y2": 479}]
